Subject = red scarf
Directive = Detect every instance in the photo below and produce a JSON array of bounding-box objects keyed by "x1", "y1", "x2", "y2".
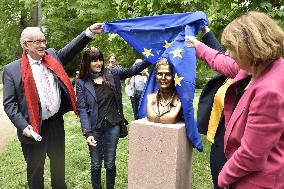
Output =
[{"x1": 21, "y1": 52, "x2": 78, "y2": 133}]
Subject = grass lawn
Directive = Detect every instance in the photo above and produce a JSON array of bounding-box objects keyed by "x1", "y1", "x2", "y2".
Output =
[{"x1": 0, "y1": 88, "x2": 213, "y2": 188}]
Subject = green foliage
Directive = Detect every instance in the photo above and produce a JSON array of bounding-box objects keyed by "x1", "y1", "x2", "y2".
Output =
[
  {"x1": 0, "y1": 0, "x2": 283, "y2": 81},
  {"x1": 241, "y1": 0, "x2": 284, "y2": 28},
  {"x1": 196, "y1": 60, "x2": 216, "y2": 88},
  {"x1": 0, "y1": 0, "x2": 29, "y2": 67}
]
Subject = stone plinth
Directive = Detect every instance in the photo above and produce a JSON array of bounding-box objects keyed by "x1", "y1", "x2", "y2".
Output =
[{"x1": 128, "y1": 118, "x2": 193, "y2": 189}]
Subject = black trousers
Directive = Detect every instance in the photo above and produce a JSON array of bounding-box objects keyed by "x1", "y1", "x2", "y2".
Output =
[
  {"x1": 130, "y1": 95, "x2": 140, "y2": 120},
  {"x1": 210, "y1": 115, "x2": 227, "y2": 189},
  {"x1": 21, "y1": 114, "x2": 66, "y2": 189}
]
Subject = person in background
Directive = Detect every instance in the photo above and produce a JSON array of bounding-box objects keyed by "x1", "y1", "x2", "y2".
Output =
[
  {"x1": 188, "y1": 12, "x2": 284, "y2": 188},
  {"x1": 125, "y1": 59, "x2": 148, "y2": 120},
  {"x1": 76, "y1": 47, "x2": 151, "y2": 189},
  {"x1": 3, "y1": 23, "x2": 103, "y2": 188},
  {"x1": 72, "y1": 70, "x2": 80, "y2": 87},
  {"x1": 107, "y1": 54, "x2": 119, "y2": 68},
  {"x1": 197, "y1": 26, "x2": 230, "y2": 189}
]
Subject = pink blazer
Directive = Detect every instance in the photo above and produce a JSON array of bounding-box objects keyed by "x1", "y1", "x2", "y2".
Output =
[{"x1": 197, "y1": 43, "x2": 284, "y2": 189}]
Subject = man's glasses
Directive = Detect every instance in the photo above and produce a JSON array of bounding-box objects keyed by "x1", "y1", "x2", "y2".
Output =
[{"x1": 25, "y1": 40, "x2": 47, "y2": 46}]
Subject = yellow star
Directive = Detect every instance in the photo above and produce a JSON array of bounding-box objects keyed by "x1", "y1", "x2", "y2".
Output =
[
  {"x1": 174, "y1": 73, "x2": 184, "y2": 86},
  {"x1": 142, "y1": 48, "x2": 154, "y2": 58},
  {"x1": 171, "y1": 48, "x2": 183, "y2": 58},
  {"x1": 163, "y1": 40, "x2": 172, "y2": 49}
]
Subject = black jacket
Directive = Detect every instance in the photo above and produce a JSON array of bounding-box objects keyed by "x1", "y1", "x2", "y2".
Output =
[
  {"x1": 76, "y1": 60, "x2": 151, "y2": 135},
  {"x1": 196, "y1": 31, "x2": 226, "y2": 135},
  {"x1": 197, "y1": 74, "x2": 227, "y2": 134}
]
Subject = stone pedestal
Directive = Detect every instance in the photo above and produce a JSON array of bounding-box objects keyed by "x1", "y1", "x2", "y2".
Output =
[{"x1": 128, "y1": 118, "x2": 193, "y2": 189}]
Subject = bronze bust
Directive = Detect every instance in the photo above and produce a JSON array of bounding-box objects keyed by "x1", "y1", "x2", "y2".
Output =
[{"x1": 147, "y1": 58, "x2": 182, "y2": 124}]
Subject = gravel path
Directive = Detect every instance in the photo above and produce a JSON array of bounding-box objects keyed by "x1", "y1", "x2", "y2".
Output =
[{"x1": 0, "y1": 93, "x2": 17, "y2": 153}]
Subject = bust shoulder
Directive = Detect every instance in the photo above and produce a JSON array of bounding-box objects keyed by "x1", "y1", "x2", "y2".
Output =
[
  {"x1": 147, "y1": 93, "x2": 158, "y2": 105},
  {"x1": 171, "y1": 93, "x2": 180, "y2": 107}
]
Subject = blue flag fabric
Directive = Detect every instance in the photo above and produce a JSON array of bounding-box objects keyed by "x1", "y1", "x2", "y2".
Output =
[{"x1": 104, "y1": 12, "x2": 208, "y2": 152}]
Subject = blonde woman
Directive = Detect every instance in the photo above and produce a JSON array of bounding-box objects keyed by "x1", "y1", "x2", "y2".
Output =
[{"x1": 187, "y1": 12, "x2": 284, "y2": 188}]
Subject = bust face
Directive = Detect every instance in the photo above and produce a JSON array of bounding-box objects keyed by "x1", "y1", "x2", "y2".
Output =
[{"x1": 156, "y1": 64, "x2": 174, "y2": 90}]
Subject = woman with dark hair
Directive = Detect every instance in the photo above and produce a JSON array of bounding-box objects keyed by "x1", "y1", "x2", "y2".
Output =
[{"x1": 76, "y1": 47, "x2": 150, "y2": 189}]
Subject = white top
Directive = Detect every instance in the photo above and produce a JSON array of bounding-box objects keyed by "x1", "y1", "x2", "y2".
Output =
[
  {"x1": 26, "y1": 28, "x2": 93, "y2": 120},
  {"x1": 28, "y1": 55, "x2": 61, "y2": 120},
  {"x1": 125, "y1": 75, "x2": 147, "y2": 97}
]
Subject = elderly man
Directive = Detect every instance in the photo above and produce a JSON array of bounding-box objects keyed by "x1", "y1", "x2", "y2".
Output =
[{"x1": 3, "y1": 23, "x2": 103, "y2": 188}]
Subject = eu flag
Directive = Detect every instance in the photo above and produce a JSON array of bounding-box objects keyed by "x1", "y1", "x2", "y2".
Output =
[{"x1": 104, "y1": 12, "x2": 208, "y2": 152}]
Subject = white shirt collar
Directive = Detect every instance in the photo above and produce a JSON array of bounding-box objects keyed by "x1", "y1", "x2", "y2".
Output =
[{"x1": 27, "y1": 54, "x2": 42, "y2": 65}]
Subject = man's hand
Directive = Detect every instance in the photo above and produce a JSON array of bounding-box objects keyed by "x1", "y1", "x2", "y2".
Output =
[
  {"x1": 23, "y1": 125, "x2": 34, "y2": 138},
  {"x1": 125, "y1": 78, "x2": 130, "y2": 85},
  {"x1": 185, "y1": 36, "x2": 201, "y2": 48},
  {"x1": 87, "y1": 136, "x2": 97, "y2": 147},
  {"x1": 89, "y1": 23, "x2": 104, "y2": 34}
]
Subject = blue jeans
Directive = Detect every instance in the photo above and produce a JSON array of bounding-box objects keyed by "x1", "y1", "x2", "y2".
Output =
[{"x1": 89, "y1": 125, "x2": 120, "y2": 188}]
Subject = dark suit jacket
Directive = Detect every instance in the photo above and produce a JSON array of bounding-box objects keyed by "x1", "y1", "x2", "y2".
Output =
[
  {"x1": 3, "y1": 31, "x2": 92, "y2": 144},
  {"x1": 197, "y1": 74, "x2": 227, "y2": 135},
  {"x1": 76, "y1": 60, "x2": 151, "y2": 135},
  {"x1": 197, "y1": 31, "x2": 226, "y2": 135}
]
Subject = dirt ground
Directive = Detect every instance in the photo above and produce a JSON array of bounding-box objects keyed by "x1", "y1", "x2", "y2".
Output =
[{"x1": 0, "y1": 93, "x2": 17, "y2": 153}]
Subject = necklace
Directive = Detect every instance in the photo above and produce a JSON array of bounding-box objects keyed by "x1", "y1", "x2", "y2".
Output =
[
  {"x1": 155, "y1": 90, "x2": 175, "y2": 121},
  {"x1": 158, "y1": 90, "x2": 175, "y2": 108}
]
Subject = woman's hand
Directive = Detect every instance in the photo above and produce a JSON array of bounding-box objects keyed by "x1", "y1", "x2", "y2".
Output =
[
  {"x1": 87, "y1": 136, "x2": 97, "y2": 147},
  {"x1": 185, "y1": 36, "x2": 201, "y2": 48}
]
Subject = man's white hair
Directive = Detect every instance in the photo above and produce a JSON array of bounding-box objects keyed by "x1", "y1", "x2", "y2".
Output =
[{"x1": 20, "y1": 27, "x2": 42, "y2": 50}]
